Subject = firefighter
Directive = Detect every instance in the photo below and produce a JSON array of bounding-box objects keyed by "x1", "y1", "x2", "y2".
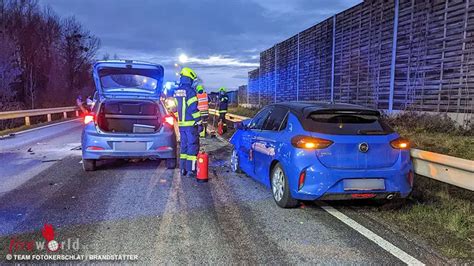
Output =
[
  {"x1": 196, "y1": 85, "x2": 209, "y2": 138},
  {"x1": 173, "y1": 67, "x2": 202, "y2": 177},
  {"x1": 218, "y1": 87, "x2": 229, "y2": 129}
]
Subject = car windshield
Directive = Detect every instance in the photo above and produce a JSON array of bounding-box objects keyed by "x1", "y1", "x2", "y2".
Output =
[
  {"x1": 305, "y1": 111, "x2": 394, "y2": 135},
  {"x1": 100, "y1": 74, "x2": 158, "y2": 93}
]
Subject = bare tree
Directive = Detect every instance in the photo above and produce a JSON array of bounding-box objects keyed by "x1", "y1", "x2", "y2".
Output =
[
  {"x1": 0, "y1": 33, "x2": 19, "y2": 110},
  {"x1": 61, "y1": 16, "x2": 100, "y2": 95}
]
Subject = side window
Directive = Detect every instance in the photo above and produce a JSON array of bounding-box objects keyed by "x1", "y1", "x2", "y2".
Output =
[
  {"x1": 248, "y1": 108, "x2": 272, "y2": 130},
  {"x1": 263, "y1": 107, "x2": 289, "y2": 131}
]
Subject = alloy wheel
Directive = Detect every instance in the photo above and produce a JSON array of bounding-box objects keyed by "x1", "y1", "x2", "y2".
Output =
[{"x1": 272, "y1": 167, "x2": 284, "y2": 202}]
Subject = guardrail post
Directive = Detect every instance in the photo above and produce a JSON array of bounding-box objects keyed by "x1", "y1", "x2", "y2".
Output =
[
  {"x1": 47, "y1": 114, "x2": 52, "y2": 122},
  {"x1": 63, "y1": 112, "x2": 67, "y2": 119},
  {"x1": 75, "y1": 110, "x2": 79, "y2": 117},
  {"x1": 25, "y1": 117, "x2": 30, "y2": 126}
]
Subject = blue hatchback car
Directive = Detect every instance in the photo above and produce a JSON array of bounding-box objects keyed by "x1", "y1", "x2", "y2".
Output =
[
  {"x1": 81, "y1": 60, "x2": 177, "y2": 171},
  {"x1": 230, "y1": 102, "x2": 413, "y2": 208}
]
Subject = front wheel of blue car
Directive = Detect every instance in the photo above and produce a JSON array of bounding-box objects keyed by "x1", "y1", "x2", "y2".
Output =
[{"x1": 271, "y1": 163, "x2": 299, "y2": 208}]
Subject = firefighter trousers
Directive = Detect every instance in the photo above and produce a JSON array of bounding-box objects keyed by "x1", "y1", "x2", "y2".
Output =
[
  {"x1": 179, "y1": 126, "x2": 199, "y2": 172},
  {"x1": 200, "y1": 114, "x2": 208, "y2": 138}
]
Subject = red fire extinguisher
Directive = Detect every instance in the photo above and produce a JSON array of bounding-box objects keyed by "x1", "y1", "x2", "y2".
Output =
[
  {"x1": 217, "y1": 120, "x2": 224, "y2": 136},
  {"x1": 196, "y1": 151, "x2": 209, "y2": 183}
]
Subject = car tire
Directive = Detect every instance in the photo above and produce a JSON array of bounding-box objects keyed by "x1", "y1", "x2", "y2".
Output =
[
  {"x1": 83, "y1": 159, "x2": 96, "y2": 171},
  {"x1": 271, "y1": 163, "x2": 299, "y2": 208},
  {"x1": 230, "y1": 148, "x2": 242, "y2": 173},
  {"x1": 166, "y1": 158, "x2": 177, "y2": 169}
]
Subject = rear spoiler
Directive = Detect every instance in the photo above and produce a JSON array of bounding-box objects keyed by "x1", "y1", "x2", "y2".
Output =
[{"x1": 304, "y1": 108, "x2": 381, "y2": 118}]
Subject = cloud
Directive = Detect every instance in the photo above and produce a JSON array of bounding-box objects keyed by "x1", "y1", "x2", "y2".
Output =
[
  {"x1": 38, "y1": 0, "x2": 361, "y2": 90},
  {"x1": 187, "y1": 55, "x2": 259, "y2": 68}
]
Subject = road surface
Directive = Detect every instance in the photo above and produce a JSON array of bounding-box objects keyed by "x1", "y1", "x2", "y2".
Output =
[{"x1": 0, "y1": 121, "x2": 444, "y2": 264}]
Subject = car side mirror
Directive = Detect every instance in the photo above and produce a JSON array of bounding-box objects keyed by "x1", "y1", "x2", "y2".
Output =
[{"x1": 236, "y1": 119, "x2": 251, "y2": 130}]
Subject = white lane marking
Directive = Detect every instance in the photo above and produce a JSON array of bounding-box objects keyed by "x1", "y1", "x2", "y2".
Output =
[
  {"x1": 2, "y1": 118, "x2": 81, "y2": 137},
  {"x1": 319, "y1": 204, "x2": 424, "y2": 266}
]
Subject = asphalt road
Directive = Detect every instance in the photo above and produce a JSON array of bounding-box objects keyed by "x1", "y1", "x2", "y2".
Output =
[{"x1": 0, "y1": 121, "x2": 443, "y2": 264}]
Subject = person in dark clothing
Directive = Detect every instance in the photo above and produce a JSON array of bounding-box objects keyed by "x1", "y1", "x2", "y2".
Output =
[
  {"x1": 218, "y1": 87, "x2": 229, "y2": 130},
  {"x1": 173, "y1": 67, "x2": 202, "y2": 178}
]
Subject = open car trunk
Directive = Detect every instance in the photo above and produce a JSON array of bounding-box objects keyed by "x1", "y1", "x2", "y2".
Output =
[{"x1": 97, "y1": 100, "x2": 161, "y2": 134}]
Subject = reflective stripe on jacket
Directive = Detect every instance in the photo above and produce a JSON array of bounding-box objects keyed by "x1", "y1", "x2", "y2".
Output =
[{"x1": 173, "y1": 83, "x2": 201, "y2": 127}]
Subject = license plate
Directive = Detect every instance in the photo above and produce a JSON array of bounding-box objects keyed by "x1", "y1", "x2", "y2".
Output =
[
  {"x1": 343, "y1": 179, "x2": 385, "y2": 191},
  {"x1": 114, "y1": 142, "x2": 147, "y2": 151}
]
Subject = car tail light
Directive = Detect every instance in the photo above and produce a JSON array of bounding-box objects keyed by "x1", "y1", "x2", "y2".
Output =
[
  {"x1": 291, "y1": 136, "x2": 333, "y2": 149},
  {"x1": 86, "y1": 146, "x2": 104, "y2": 151},
  {"x1": 163, "y1": 115, "x2": 175, "y2": 127},
  {"x1": 84, "y1": 114, "x2": 94, "y2": 124},
  {"x1": 407, "y1": 170, "x2": 414, "y2": 187},
  {"x1": 390, "y1": 137, "x2": 410, "y2": 149},
  {"x1": 156, "y1": 146, "x2": 172, "y2": 151},
  {"x1": 298, "y1": 170, "x2": 306, "y2": 190}
]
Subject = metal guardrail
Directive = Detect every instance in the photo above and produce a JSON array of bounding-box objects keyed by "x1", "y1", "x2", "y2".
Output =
[
  {"x1": 209, "y1": 109, "x2": 474, "y2": 191},
  {"x1": 0, "y1": 106, "x2": 80, "y2": 126},
  {"x1": 410, "y1": 149, "x2": 473, "y2": 191}
]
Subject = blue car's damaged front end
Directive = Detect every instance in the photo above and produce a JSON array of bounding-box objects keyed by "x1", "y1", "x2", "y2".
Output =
[{"x1": 230, "y1": 102, "x2": 413, "y2": 207}]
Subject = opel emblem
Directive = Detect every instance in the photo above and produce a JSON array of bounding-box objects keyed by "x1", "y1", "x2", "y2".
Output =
[{"x1": 359, "y1": 142, "x2": 369, "y2": 153}]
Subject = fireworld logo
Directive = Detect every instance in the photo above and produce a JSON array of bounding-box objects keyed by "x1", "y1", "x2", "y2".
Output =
[{"x1": 8, "y1": 224, "x2": 81, "y2": 253}]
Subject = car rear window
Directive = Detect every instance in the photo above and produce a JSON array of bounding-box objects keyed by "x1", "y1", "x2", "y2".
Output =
[
  {"x1": 98, "y1": 68, "x2": 162, "y2": 94},
  {"x1": 303, "y1": 110, "x2": 394, "y2": 135},
  {"x1": 100, "y1": 74, "x2": 158, "y2": 92}
]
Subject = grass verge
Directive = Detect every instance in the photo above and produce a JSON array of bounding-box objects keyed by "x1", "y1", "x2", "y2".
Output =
[
  {"x1": 373, "y1": 176, "x2": 473, "y2": 261},
  {"x1": 396, "y1": 128, "x2": 474, "y2": 160}
]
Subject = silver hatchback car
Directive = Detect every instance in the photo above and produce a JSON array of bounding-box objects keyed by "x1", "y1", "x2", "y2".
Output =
[{"x1": 81, "y1": 60, "x2": 177, "y2": 171}]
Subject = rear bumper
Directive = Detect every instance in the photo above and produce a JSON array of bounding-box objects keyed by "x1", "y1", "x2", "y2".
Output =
[
  {"x1": 81, "y1": 126, "x2": 177, "y2": 160},
  {"x1": 282, "y1": 152, "x2": 413, "y2": 201}
]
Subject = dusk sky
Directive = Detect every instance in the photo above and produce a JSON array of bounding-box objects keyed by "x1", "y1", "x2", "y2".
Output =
[{"x1": 39, "y1": 0, "x2": 361, "y2": 91}]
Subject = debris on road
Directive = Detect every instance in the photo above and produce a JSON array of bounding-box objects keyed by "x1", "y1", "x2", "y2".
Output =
[{"x1": 42, "y1": 158, "x2": 61, "y2": 163}]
